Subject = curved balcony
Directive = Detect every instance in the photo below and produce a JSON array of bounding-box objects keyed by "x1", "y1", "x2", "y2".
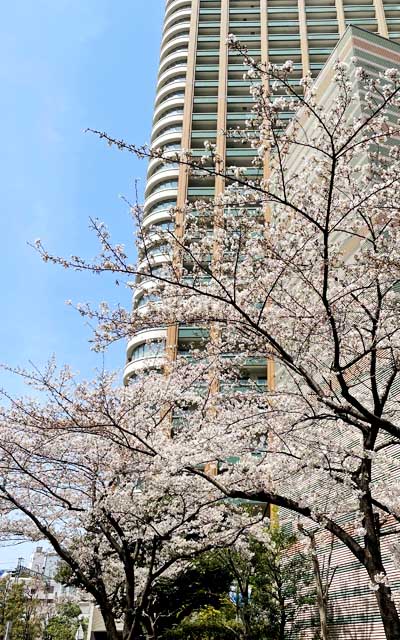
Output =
[
  {"x1": 142, "y1": 212, "x2": 174, "y2": 235},
  {"x1": 163, "y1": 15, "x2": 190, "y2": 39},
  {"x1": 155, "y1": 79, "x2": 187, "y2": 108},
  {"x1": 126, "y1": 327, "x2": 166, "y2": 361},
  {"x1": 138, "y1": 237, "x2": 172, "y2": 254},
  {"x1": 135, "y1": 293, "x2": 162, "y2": 315},
  {"x1": 155, "y1": 107, "x2": 184, "y2": 120},
  {"x1": 137, "y1": 250, "x2": 172, "y2": 274},
  {"x1": 147, "y1": 157, "x2": 167, "y2": 180},
  {"x1": 149, "y1": 143, "x2": 180, "y2": 163},
  {"x1": 154, "y1": 88, "x2": 185, "y2": 110},
  {"x1": 150, "y1": 128, "x2": 183, "y2": 152},
  {"x1": 139, "y1": 220, "x2": 175, "y2": 255},
  {"x1": 165, "y1": 0, "x2": 191, "y2": 20},
  {"x1": 145, "y1": 194, "x2": 177, "y2": 213},
  {"x1": 160, "y1": 34, "x2": 190, "y2": 65},
  {"x1": 136, "y1": 271, "x2": 170, "y2": 297},
  {"x1": 144, "y1": 196, "x2": 176, "y2": 220},
  {"x1": 124, "y1": 355, "x2": 166, "y2": 383},
  {"x1": 165, "y1": 0, "x2": 191, "y2": 14},
  {"x1": 153, "y1": 94, "x2": 185, "y2": 123},
  {"x1": 145, "y1": 188, "x2": 178, "y2": 216},
  {"x1": 145, "y1": 165, "x2": 179, "y2": 195},
  {"x1": 160, "y1": 59, "x2": 187, "y2": 75},
  {"x1": 145, "y1": 220, "x2": 175, "y2": 239},
  {"x1": 161, "y1": 22, "x2": 190, "y2": 48},
  {"x1": 163, "y1": 7, "x2": 192, "y2": 35},
  {"x1": 162, "y1": 6, "x2": 192, "y2": 37},
  {"x1": 133, "y1": 276, "x2": 161, "y2": 304},
  {"x1": 139, "y1": 226, "x2": 168, "y2": 246},
  {"x1": 150, "y1": 140, "x2": 181, "y2": 169},
  {"x1": 159, "y1": 48, "x2": 188, "y2": 76},
  {"x1": 151, "y1": 112, "x2": 183, "y2": 142},
  {"x1": 146, "y1": 176, "x2": 178, "y2": 199},
  {"x1": 157, "y1": 65, "x2": 187, "y2": 92},
  {"x1": 147, "y1": 159, "x2": 179, "y2": 183},
  {"x1": 165, "y1": 0, "x2": 190, "y2": 13},
  {"x1": 147, "y1": 144, "x2": 181, "y2": 176},
  {"x1": 158, "y1": 60, "x2": 187, "y2": 83}
]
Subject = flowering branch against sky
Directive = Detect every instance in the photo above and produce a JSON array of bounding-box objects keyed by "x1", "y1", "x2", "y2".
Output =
[{"x1": 0, "y1": 0, "x2": 164, "y2": 568}]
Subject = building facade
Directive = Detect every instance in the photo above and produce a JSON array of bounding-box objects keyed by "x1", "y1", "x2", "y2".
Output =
[
  {"x1": 29, "y1": 546, "x2": 60, "y2": 578},
  {"x1": 125, "y1": 0, "x2": 400, "y2": 384},
  {"x1": 27, "y1": 549, "x2": 122, "y2": 639},
  {"x1": 125, "y1": 1, "x2": 400, "y2": 637},
  {"x1": 277, "y1": 25, "x2": 400, "y2": 638}
]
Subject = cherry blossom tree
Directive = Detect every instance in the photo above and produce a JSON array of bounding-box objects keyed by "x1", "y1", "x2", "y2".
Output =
[
  {"x1": 31, "y1": 41, "x2": 400, "y2": 639},
  {"x1": 0, "y1": 363, "x2": 265, "y2": 640}
]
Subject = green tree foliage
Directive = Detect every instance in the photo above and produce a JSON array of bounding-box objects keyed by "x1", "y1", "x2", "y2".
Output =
[
  {"x1": 142, "y1": 552, "x2": 235, "y2": 639},
  {"x1": 0, "y1": 577, "x2": 42, "y2": 640},
  {"x1": 53, "y1": 564, "x2": 77, "y2": 589},
  {"x1": 43, "y1": 602, "x2": 84, "y2": 640},
  {"x1": 241, "y1": 529, "x2": 315, "y2": 639},
  {"x1": 166, "y1": 604, "x2": 241, "y2": 640},
  {"x1": 165, "y1": 529, "x2": 315, "y2": 640}
]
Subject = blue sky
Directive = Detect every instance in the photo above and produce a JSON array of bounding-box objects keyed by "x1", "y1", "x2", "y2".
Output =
[{"x1": 0, "y1": 0, "x2": 164, "y2": 568}]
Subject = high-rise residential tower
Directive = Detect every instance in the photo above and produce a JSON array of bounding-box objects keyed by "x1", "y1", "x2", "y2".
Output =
[
  {"x1": 124, "y1": 0, "x2": 400, "y2": 384},
  {"x1": 123, "y1": 1, "x2": 400, "y2": 637}
]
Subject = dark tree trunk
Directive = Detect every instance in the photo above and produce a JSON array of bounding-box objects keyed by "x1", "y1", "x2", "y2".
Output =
[
  {"x1": 365, "y1": 550, "x2": 400, "y2": 640},
  {"x1": 142, "y1": 615, "x2": 158, "y2": 640},
  {"x1": 317, "y1": 594, "x2": 330, "y2": 640},
  {"x1": 240, "y1": 589, "x2": 252, "y2": 640},
  {"x1": 279, "y1": 607, "x2": 286, "y2": 640},
  {"x1": 126, "y1": 610, "x2": 145, "y2": 640},
  {"x1": 359, "y1": 456, "x2": 400, "y2": 640},
  {"x1": 100, "y1": 607, "x2": 120, "y2": 640},
  {"x1": 278, "y1": 598, "x2": 286, "y2": 640},
  {"x1": 363, "y1": 544, "x2": 400, "y2": 640},
  {"x1": 308, "y1": 534, "x2": 330, "y2": 640},
  {"x1": 374, "y1": 585, "x2": 400, "y2": 640}
]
